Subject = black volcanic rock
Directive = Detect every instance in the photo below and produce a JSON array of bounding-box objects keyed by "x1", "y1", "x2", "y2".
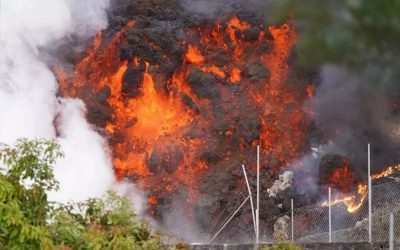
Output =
[
  {"x1": 148, "y1": 141, "x2": 184, "y2": 174},
  {"x1": 122, "y1": 64, "x2": 143, "y2": 98},
  {"x1": 188, "y1": 68, "x2": 220, "y2": 101}
]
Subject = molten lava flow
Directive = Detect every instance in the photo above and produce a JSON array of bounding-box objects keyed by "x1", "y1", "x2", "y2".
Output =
[
  {"x1": 56, "y1": 16, "x2": 309, "y2": 214},
  {"x1": 185, "y1": 45, "x2": 205, "y2": 64},
  {"x1": 328, "y1": 164, "x2": 357, "y2": 193},
  {"x1": 322, "y1": 163, "x2": 400, "y2": 213}
]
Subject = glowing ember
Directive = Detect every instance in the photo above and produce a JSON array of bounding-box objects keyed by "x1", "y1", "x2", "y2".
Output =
[
  {"x1": 185, "y1": 45, "x2": 205, "y2": 64},
  {"x1": 327, "y1": 164, "x2": 357, "y2": 193}
]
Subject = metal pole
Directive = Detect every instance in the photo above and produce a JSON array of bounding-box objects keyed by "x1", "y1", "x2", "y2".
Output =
[
  {"x1": 329, "y1": 187, "x2": 332, "y2": 243},
  {"x1": 210, "y1": 194, "x2": 251, "y2": 243},
  {"x1": 242, "y1": 164, "x2": 256, "y2": 236},
  {"x1": 368, "y1": 143, "x2": 372, "y2": 243},
  {"x1": 389, "y1": 213, "x2": 394, "y2": 250},
  {"x1": 291, "y1": 199, "x2": 294, "y2": 243},
  {"x1": 256, "y1": 145, "x2": 260, "y2": 243}
]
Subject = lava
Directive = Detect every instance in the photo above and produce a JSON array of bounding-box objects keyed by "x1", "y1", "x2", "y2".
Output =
[
  {"x1": 327, "y1": 164, "x2": 357, "y2": 193},
  {"x1": 55, "y1": 16, "x2": 309, "y2": 215}
]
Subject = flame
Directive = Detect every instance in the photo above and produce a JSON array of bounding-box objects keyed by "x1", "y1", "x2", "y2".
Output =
[
  {"x1": 322, "y1": 163, "x2": 400, "y2": 213},
  {"x1": 322, "y1": 184, "x2": 367, "y2": 213},
  {"x1": 371, "y1": 164, "x2": 400, "y2": 179}
]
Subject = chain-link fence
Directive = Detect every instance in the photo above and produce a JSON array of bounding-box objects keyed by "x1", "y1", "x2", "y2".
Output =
[{"x1": 269, "y1": 180, "x2": 400, "y2": 245}]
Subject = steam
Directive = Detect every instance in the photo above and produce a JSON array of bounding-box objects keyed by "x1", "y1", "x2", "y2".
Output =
[{"x1": 0, "y1": 0, "x2": 116, "y2": 202}]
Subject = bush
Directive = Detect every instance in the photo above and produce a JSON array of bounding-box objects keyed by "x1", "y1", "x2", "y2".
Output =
[
  {"x1": 263, "y1": 242, "x2": 303, "y2": 250},
  {"x1": 0, "y1": 139, "x2": 163, "y2": 249}
]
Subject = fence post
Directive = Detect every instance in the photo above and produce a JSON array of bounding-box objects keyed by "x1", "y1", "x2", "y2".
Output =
[
  {"x1": 256, "y1": 145, "x2": 260, "y2": 244},
  {"x1": 389, "y1": 213, "x2": 394, "y2": 250},
  {"x1": 368, "y1": 143, "x2": 372, "y2": 243},
  {"x1": 291, "y1": 198, "x2": 294, "y2": 243},
  {"x1": 329, "y1": 187, "x2": 332, "y2": 243}
]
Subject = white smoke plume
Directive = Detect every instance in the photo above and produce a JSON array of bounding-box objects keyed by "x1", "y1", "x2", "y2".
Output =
[{"x1": 0, "y1": 0, "x2": 117, "y2": 202}]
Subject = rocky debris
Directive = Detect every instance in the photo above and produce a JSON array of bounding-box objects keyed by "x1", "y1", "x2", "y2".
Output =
[
  {"x1": 122, "y1": 64, "x2": 144, "y2": 98},
  {"x1": 243, "y1": 26, "x2": 260, "y2": 42},
  {"x1": 148, "y1": 141, "x2": 184, "y2": 174},
  {"x1": 188, "y1": 68, "x2": 221, "y2": 101},
  {"x1": 268, "y1": 171, "x2": 293, "y2": 197},
  {"x1": 272, "y1": 215, "x2": 291, "y2": 242},
  {"x1": 319, "y1": 154, "x2": 359, "y2": 192},
  {"x1": 311, "y1": 145, "x2": 323, "y2": 159},
  {"x1": 244, "y1": 62, "x2": 269, "y2": 82},
  {"x1": 355, "y1": 218, "x2": 368, "y2": 228}
]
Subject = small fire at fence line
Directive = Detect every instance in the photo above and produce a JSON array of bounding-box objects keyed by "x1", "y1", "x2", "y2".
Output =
[{"x1": 322, "y1": 163, "x2": 400, "y2": 213}]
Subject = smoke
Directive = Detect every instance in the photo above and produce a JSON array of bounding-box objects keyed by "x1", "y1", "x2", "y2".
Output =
[
  {"x1": 290, "y1": 63, "x2": 400, "y2": 199},
  {"x1": 311, "y1": 65, "x2": 400, "y2": 172},
  {"x1": 180, "y1": 0, "x2": 267, "y2": 21},
  {"x1": 0, "y1": 0, "x2": 120, "y2": 202}
]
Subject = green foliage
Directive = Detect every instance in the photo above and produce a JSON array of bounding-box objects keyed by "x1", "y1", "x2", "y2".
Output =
[
  {"x1": 263, "y1": 242, "x2": 303, "y2": 250},
  {"x1": 49, "y1": 191, "x2": 162, "y2": 250},
  {"x1": 0, "y1": 138, "x2": 63, "y2": 249},
  {"x1": 268, "y1": 0, "x2": 400, "y2": 68},
  {"x1": 0, "y1": 139, "x2": 164, "y2": 249}
]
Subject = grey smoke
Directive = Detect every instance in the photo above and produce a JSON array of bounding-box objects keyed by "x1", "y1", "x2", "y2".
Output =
[
  {"x1": 290, "y1": 63, "x2": 400, "y2": 198},
  {"x1": 180, "y1": 0, "x2": 268, "y2": 21},
  {"x1": 312, "y1": 65, "x2": 400, "y2": 172}
]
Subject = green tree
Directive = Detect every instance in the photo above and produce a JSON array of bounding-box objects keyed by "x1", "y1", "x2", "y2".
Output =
[
  {"x1": 49, "y1": 191, "x2": 162, "y2": 250},
  {"x1": 0, "y1": 139, "x2": 63, "y2": 249},
  {"x1": 0, "y1": 138, "x2": 163, "y2": 249},
  {"x1": 268, "y1": 0, "x2": 400, "y2": 70}
]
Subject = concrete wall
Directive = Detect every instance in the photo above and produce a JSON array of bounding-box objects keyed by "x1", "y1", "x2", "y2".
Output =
[{"x1": 186, "y1": 242, "x2": 390, "y2": 250}]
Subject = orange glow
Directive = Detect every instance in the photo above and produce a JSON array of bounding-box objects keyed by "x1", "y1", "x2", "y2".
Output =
[
  {"x1": 327, "y1": 164, "x2": 356, "y2": 193},
  {"x1": 229, "y1": 67, "x2": 241, "y2": 83},
  {"x1": 306, "y1": 85, "x2": 314, "y2": 98},
  {"x1": 185, "y1": 45, "x2": 205, "y2": 64},
  {"x1": 148, "y1": 196, "x2": 158, "y2": 206},
  {"x1": 201, "y1": 65, "x2": 226, "y2": 78}
]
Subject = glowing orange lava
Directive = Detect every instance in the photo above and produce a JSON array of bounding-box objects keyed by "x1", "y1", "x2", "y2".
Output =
[{"x1": 55, "y1": 16, "x2": 308, "y2": 213}]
